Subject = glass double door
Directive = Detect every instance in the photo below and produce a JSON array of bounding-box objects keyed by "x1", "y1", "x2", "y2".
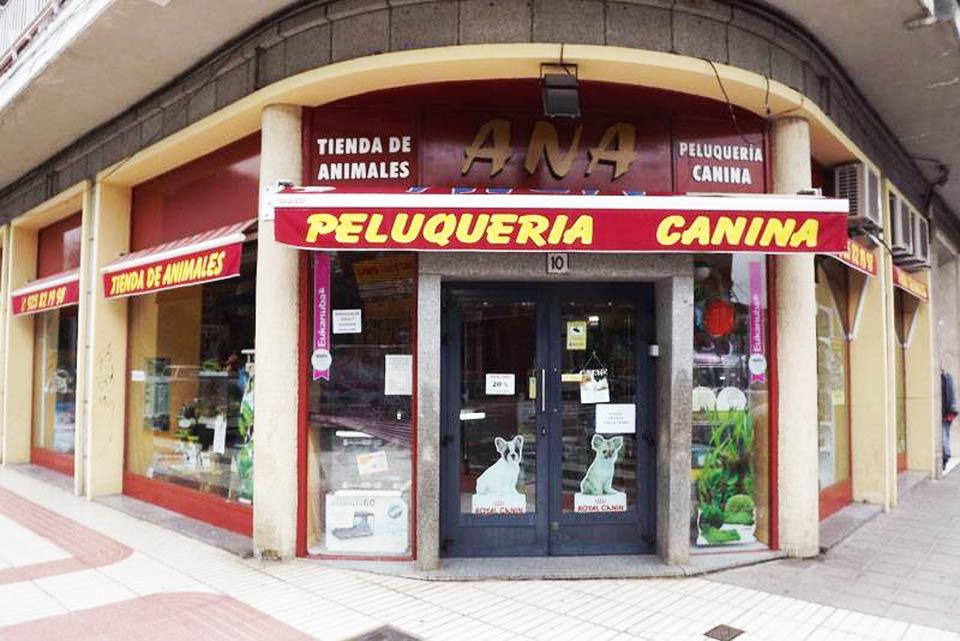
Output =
[{"x1": 441, "y1": 283, "x2": 656, "y2": 557}]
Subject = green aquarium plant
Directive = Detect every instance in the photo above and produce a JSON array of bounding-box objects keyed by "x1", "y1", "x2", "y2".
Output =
[
  {"x1": 699, "y1": 503, "x2": 725, "y2": 530},
  {"x1": 723, "y1": 493, "x2": 756, "y2": 526},
  {"x1": 696, "y1": 409, "x2": 756, "y2": 542},
  {"x1": 702, "y1": 528, "x2": 741, "y2": 544},
  {"x1": 236, "y1": 374, "x2": 255, "y2": 503}
]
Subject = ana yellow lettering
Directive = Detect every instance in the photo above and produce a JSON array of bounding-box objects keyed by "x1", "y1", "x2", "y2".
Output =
[
  {"x1": 365, "y1": 214, "x2": 389, "y2": 243},
  {"x1": 454, "y1": 213, "x2": 489, "y2": 244},
  {"x1": 681, "y1": 216, "x2": 711, "y2": 245},
  {"x1": 335, "y1": 213, "x2": 367, "y2": 244},
  {"x1": 562, "y1": 215, "x2": 594, "y2": 245},
  {"x1": 515, "y1": 215, "x2": 550, "y2": 246},
  {"x1": 710, "y1": 216, "x2": 747, "y2": 246},
  {"x1": 656, "y1": 215, "x2": 685, "y2": 245},
  {"x1": 758, "y1": 218, "x2": 796, "y2": 247},
  {"x1": 789, "y1": 219, "x2": 819, "y2": 248},
  {"x1": 305, "y1": 213, "x2": 339, "y2": 242},
  {"x1": 486, "y1": 214, "x2": 518, "y2": 244},
  {"x1": 392, "y1": 213, "x2": 425, "y2": 243},
  {"x1": 423, "y1": 214, "x2": 457, "y2": 247}
]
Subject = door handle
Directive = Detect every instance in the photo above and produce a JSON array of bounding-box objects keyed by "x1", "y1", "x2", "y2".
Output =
[{"x1": 540, "y1": 368, "x2": 546, "y2": 412}]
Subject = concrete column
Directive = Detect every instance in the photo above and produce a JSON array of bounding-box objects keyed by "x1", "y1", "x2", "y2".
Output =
[
  {"x1": 905, "y1": 280, "x2": 937, "y2": 476},
  {"x1": 655, "y1": 271, "x2": 693, "y2": 564},
  {"x1": 849, "y1": 270, "x2": 893, "y2": 506},
  {"x1": 253, "y1": 104, "x2": 302, "y2": 560},
  {"x1": 1, "y1": 224, "x2": 39, "y2": 465},
  {"x1": 416, "y1": 271, "x2": 441, "y2": 570},
  {"x1": 0, "y1": 226, "x2": 9, "y2": 465},
  {"x1": 84, "y1": 182, "x2": 131, "y2": 498},
  {"x1": 771, "y1": 117, "x2": 819, "y2": 557}
]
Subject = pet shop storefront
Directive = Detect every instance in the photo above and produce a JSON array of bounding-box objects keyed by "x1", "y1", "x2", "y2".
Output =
[
  {"x1": 270, "y1": 80, "x2": 849, "y2": 562},
  {"x1": 107, "y1": 135, "x2": 261, "y2": 536},
  {"x1": 11, "y1": 213, "x2": 83, "y2": 477}
]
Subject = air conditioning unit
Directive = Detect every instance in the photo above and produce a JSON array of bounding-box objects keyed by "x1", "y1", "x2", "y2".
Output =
[
  {"x1": 897, "y1": 211, "x2": 931, "y2": 270},
  {"x1": 834, "y1": 162, "x2": 882, "y2": 231},
  {"x1": 889, "y1": 194, "x2": 913, "y2": 256}
]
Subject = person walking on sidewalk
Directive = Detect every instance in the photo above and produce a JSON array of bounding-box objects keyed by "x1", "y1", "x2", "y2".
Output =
[{"x1": 942, "y1": 369, "x2": 958, "y2": 471}]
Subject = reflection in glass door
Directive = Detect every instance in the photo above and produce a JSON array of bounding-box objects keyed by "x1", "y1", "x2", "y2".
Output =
[{"x1": 441, "y1": 284, "x2": 655, "y2": 558}]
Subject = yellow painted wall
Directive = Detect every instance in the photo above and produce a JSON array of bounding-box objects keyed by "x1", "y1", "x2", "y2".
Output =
[
  {"x1": 85, "y1": 182, "x2": 131, "y2": 498},
  {"x1": 2, "y1": 224, "x2": 39, "y2": 464},
  {"x1": 0, "y1": 226, "x2": 8, "y2": 464},
  {"x1": 848, "y1": 268, "x2": 893, "y2": 506},
  {"x1": 904, "y1": 274, "x2": 937, "y2": 475}
]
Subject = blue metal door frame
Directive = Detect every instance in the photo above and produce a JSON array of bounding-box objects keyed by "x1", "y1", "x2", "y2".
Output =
[{"x1": 440, "y1": 282, "x2": 657, "y2": 558}]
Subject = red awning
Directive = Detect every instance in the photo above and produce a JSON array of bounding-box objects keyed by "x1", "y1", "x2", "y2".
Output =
[
  {"x1": 11, "y1": 268, "x2": 80, "y2": 316},
  {"x1": 832, "y1": 238, "x2": 878, "y2": 277},
  {"x1": 101, "y1": 219, "x2": 255, "y2": 299},
  {"x1": 893, "y1": 265, "x2": 929, "y2": 302},
  {"x1": 268, "y1": 187, "x2": 850, "y2": 254}
]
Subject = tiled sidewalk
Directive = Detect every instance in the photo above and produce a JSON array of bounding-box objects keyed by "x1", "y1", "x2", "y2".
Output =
[
  {"x1": 1, "y1": 466, "x2": 959, "y2": 641},
  {"x1": 713, "y1": 467, "x2": 960, "y2": 635}
]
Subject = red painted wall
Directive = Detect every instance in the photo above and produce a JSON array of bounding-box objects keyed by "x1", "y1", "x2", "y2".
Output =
[
  {"x1": 130, "y1": 134, "x2": 261, "y2": 250},
  {"x1": 304, "y1": 80, "x2": 768, "y2": 195},
  {"x1": 37, "y1": 213, "x2": 82, "y2": 278}
]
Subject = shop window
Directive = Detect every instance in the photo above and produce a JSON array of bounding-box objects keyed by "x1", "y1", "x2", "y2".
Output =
[
  {"x1": 691, "y1": 255, "x2": 770, "y2": 548},
  {"x1": 32, "y1": 306, "x2": 79, "y2": 455},
  {"x1": 125, "y1": 243, "x2": 257, "y2": 504},
  {"x1": 306, "y1": 252, "x2": 415, "y2": 557},
  {"x1": 815, "y1": 259, "x2": 852, "y2": 505}
]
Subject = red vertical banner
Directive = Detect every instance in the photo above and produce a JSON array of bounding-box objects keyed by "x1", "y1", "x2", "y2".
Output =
[
  {"x1": 313, "y1": 253, "x2": 331, "y2": 381},
  {"x1": 748, "y1": 259, "x2": 767, "y2": 384}
]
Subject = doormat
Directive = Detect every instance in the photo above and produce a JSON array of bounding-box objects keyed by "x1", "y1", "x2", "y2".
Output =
[
  {"x1": 346, "y1": 626, "x2": 422, "y2": 641},
  {"x1": 704, "y1": 624, "x2": 745, "y2": 641}
]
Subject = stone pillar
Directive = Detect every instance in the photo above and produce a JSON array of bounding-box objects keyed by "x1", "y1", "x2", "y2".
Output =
[
  {"x1": 253, "y1": 104, "x2": 302, "y2": 560},
  {"x1": 655, "y1": 271, "x2": 694, "y2": 565},
  {"x1": 1, "y1": 224, "x2": 39, "y2": 465},
  {"x1": 416, "y1": 271, "x2": 441, "y2": 570},
  {"x1": 0, "y1": 226, "x2": 8, "y2": 465},
  {"x1": 771, "y1": 117, "x2": 820, "y2": 557},
  {"x1": 848, "y1": 270, "x2": 893, "y2": 506},
  {"x1": 905, "y1": 280, "x2": 937, "y2": 476}
]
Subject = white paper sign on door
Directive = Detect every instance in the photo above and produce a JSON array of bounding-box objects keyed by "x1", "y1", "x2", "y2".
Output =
[
  {"x1": 579, "y1": 368, "x2": 610, "y2": 404},
  {"x1": 356, "y1": 450, "x2": 389, "y2": 475},
  {"x1": 485, "y1": 373, "x2": 515, "y2": 395},
  {"x1": 384, "y1": 354, "x2": 413, "y2": 395},
  {"x1": 332, "y1": 309, "x2": 362, "y2": 334},
  {"x1": 595, "y1": 403, "x2": 636, "y2": 434}
]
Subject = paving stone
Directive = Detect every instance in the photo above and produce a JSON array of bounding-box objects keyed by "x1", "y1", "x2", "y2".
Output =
[
  {"x1": 285, "y1": 24, "x2": 331, "y2": 76},
  {"x1": 532, "y1": 0, "x2": 605, "y2": 44},
  {"x1": 215, "y1": 60, "x2": 252, "y2": 109},
  {"x1": 257, "y1": 41, "x2": 286, "y2": 87},
  {"x1": 279, "y1": 4, "x2": 329, "y2": 36},
  {"x1": 771, "y1": 44, "x2": 805, "y2": 93},
  {"x1": 328, "y1": 0, "x2": 388, "y2": 21},
  {"x1": 187, "y1": 81, "x2": 217, "y2": 123},
  {"x1": 459, "y1": 0, "x2": 532, "y2": 44},
  {"x1": 606, "y1": 2, "x2": 671, "y2": 52},
  {"x1": 730, "y1": 5, "x2": 774, "y2": 38},
  {"x1": 390, "y1": 1, "x2": 458, "y2": 50},
  {"x1": 673, "y1": 0, "x2": 731, "y2": 21},
  {"x1": 332, "y1": 8, "x2": 389, "y2": 61},
  {"x1": 727, "y1": 25, "x2": 770, "y2": 77},
  {"x1": 673, "y1": 10, "x2": 727, "y2": 62}
]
